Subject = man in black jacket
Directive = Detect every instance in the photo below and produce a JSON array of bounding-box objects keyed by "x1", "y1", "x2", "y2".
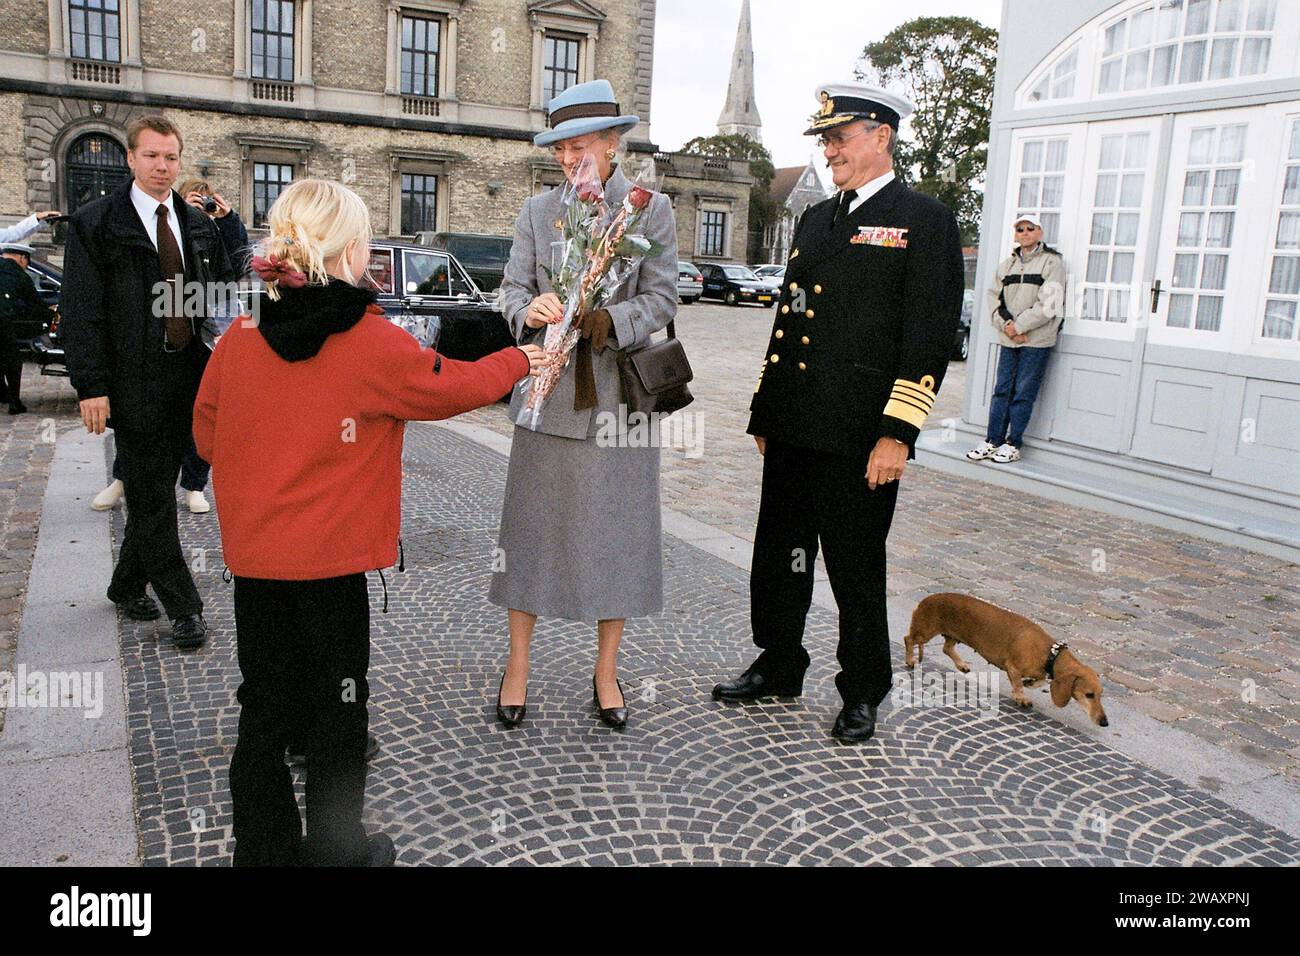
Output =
[
  {"x1": 713, "y1": 83, "x2": 966, "y2": 742},
  {"x1": 0, "y1": 242, "x2": 53, "y2": 413},
  {"x1": 61, "y1": 115, "x2": 237, "y2": 650}
]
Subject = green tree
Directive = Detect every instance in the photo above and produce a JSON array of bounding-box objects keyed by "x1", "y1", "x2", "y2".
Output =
[
  {"x1": 681, "y1": 133, "x2": 777, "y2": 259},
  {"x1": 857, "y1": 16, "x2": 998, "y2": 244}
]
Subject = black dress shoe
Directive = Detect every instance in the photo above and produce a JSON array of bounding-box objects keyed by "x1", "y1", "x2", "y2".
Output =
[
  {"x1": 170, "y1": 613, "x2": 207, "y2": 650},
  {"x1": 287, "y1": 732, "x2": 379, "y2": 767},
  {"x1": 362, "y1": 832, "x2": 397, "y2": 867},
  {"x1": 496, "y1": 674, "x2": 527, "y2": 728},
  {"x1": 8, "y1": 401, "x2": 27, "y2": 415},
  {"x1": 832, "y1": 703, "x2": 878, "y2": 743},
  {"x1": 712, "y1": 667, "x2": 804, "y2": 702},
  {"x1": 593, "y1": 677, "x2": 627, "y2": 729},
  {"x1": 115, "y1": 595, "x2": 161, "y2": 621}
]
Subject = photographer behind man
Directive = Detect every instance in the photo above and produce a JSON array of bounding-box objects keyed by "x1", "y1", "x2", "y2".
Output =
[{"x1": 61, "y1": 115, "x2": 238, "y2": 651}]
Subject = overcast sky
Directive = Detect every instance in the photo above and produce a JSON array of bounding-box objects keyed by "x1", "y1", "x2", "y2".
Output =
[{"x1": 650, "y1": 0, "x2": 1003, "y2": 177}]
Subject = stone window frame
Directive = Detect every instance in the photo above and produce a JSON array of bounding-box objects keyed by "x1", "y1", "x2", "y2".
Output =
[
  {"x1": 695, "y1": 197, "x2": 735, "y2": 260},
  {"x1": 388, "y1": 150, "x2": 455, "y2": 237},
  {"x1": 528, "y1": 1, "x2": 606, "y2": 114},
  {"x1": 234, "y1": 0, "x2": 314, "y2": 97},
  {"x1": 49, "y1": 0, "x2": 142, "y2": 86},
  {"x1": 385, "y1": 0, "x2": 463, "y2": 104},
  {"x1": 236, "y1": 136, "x2": 312, "y2": 228}
]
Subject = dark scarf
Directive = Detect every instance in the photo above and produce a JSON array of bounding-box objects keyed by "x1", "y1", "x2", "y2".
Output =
[{"x1": 257, "y1": 279, "x2": 378, "y2": 362}]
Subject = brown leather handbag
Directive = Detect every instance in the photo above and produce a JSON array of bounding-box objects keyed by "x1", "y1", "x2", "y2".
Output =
[{"x1": 616, "y1": 320, "x2": 694, "y2": 415}]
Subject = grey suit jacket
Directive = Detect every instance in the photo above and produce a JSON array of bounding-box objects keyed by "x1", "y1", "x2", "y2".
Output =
[{"x1": 499, "y1": 166, "x2": 679, "y2": 439}]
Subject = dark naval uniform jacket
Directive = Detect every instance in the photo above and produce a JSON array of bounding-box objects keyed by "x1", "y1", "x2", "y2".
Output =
[{"x1": 748, "y1": 176, "x2": 965, "y2": 462}]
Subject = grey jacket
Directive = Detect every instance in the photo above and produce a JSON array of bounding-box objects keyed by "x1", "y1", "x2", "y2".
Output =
[
  {"x1": 499, "y1": 166, "x2": 679, "y2": 439},
  {"x1": 986, "y1": 243, "x2": 1067, "y2": 349}
]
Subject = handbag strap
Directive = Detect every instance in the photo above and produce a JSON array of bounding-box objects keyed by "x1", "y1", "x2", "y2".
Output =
[{"x1": 666, "y1": 320, "x2": 676, "y2": 340}]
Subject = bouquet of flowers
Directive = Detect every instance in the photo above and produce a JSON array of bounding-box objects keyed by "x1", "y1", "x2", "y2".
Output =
[{"x1": 517, "y1": 155, "x2": 663, "y2": 428}]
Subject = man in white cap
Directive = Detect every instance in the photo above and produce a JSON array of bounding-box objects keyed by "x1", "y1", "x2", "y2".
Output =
[
  {"x1": 713, "y1": 82, "x2": 966, "y2": 743},
  {"x1": 0, "y1": 242, "x2": 54, "y2": 413},
  {"x1": 966, "y1": 213, "x2": 1066, "y2": 464}
]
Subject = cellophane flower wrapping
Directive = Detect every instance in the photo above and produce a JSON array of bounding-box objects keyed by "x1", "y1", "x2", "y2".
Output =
[{"x1": 515, "y1": 155, "x2": 664, "y2": 429}]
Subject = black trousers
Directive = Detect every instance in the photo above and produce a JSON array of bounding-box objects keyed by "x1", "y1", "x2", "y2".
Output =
[
  {"x1": 105, "y1": 355, "x2": 205, "y2": 619},
  {"x1": 230, "y1": 574, "x2": 372, "y2": 867},
  {"x1": 0, "y1": 332, "x2": 20, "y2": 405},
  {"x1": 749, "y1": 439, "x2": 901, "y2": 707}
]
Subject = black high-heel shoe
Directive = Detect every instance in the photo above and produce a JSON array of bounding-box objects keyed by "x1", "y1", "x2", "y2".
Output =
[
  {"x1": 496, "y1": 674, "x2": 527, "y2": 728},
  {"x1": 592, "y1": 676, "x2": 628, "y2": 729}
]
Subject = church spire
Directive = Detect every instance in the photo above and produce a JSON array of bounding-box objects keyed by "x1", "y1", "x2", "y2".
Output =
[{"x1": 717, "y1": 0, "x2": 762, "y2": 143}]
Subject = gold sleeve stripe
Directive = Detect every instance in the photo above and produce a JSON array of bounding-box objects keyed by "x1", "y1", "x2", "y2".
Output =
[
  {"x1": 890, "y1": 387, "x2": 935, "y2": 410},
  {"x1": 892, "y1": 378, "x2": 938, "y2": 402},
  {"x1": 886, "y1": 394, "x2": 931, "y2": 415},
  {"x1": 883, "y1": 398, "x2": 930, "y2": 430}
]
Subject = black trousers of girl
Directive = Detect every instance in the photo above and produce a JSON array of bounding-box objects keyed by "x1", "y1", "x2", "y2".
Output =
[{"x1": 228, "y1": 573, "x2": 371, "y2": 866}]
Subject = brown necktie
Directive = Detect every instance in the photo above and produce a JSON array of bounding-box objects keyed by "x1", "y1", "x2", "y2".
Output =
[{"x1": 155, "y1": 203, "x2": 191, "y2": 350}]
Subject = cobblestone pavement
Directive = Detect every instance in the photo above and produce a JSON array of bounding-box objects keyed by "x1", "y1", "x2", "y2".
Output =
[
  {"x1": 462, "y1": 301, "x2": 1300, "y2": 782},
  {"x1": 0, "y1": 364, "x2": 80, "y2": 732},
  {"x1": 115, "y1": 424, "x2": 1300, "y2": 865}
]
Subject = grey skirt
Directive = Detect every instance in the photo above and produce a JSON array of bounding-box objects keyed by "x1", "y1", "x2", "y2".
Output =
[{"x1": 488, "y1": 424, "x2": 663, "y2": 622}]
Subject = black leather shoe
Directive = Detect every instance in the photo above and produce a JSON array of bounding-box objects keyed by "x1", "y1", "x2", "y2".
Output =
[
  {"x1": 8, "y1": 401, "x2": 27, "y2": 415},
  {"x1": 115, "y1": 595, "x2": 161, "y2": 621},
  {"x1": 496, "y1": 674, "x2": 527, "y2": 728},
  {"x1": 287, "y1": 732, "x2": 379, "y2": 767},
  {"x1": 170, "y1": 613, "x2": 207, "y2": 650},
  {"x1": 832, "y1": 703, "x2": 878, "y2": 743},
  {"x1": 712, "y1": 667, "x2": 804, "y2": 702},
  {"x1": 593, "y1": 677, "x2": 627, "y2": 729},
  {"x1": 363, "y1": 832, "x2": 397, "y2": 867}
]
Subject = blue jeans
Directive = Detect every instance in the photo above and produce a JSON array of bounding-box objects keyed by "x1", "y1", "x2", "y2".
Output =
[{"x1": 986, "y1": 345, "x2": 1051, "y2": 448}]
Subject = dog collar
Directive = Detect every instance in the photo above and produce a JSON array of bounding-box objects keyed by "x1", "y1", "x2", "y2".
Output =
[{"x1": 1046, "y1": 642, "x2": 1068, "y2": 679}]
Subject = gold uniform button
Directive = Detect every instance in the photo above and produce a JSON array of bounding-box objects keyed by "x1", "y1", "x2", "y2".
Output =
[
  {"x1": 798, "y1": 362, "x2": 807, "y2": 370},
  {"x1": 814, "y1": 285, "x2": 822, "y2": 294},
  {"x1": 775, "y1": 330, "x2": 784, "y2": 339},
  {"x1": 801, "y1": 336, "x2": 810, "y2": 345},
  {"x1": 789, "y1": 282, "x2": 798, "y2": 291},
  {"x1": 805, "y1": 310, "x2": 815, "y2": 318},
  {"x1": 781, "y1": 305, "x2": 789, "y2": 314},
  {"x1": 770, "y1": 353, "x2": 780, "y2": 363}
]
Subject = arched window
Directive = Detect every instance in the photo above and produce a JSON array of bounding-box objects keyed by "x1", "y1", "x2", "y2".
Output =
[
  {"x1": 1026, "y1": 45, "x2": 1079, "y2": 103},
  {"x1": 65, "y1": 133, "x2": 129, "y2": 215}
]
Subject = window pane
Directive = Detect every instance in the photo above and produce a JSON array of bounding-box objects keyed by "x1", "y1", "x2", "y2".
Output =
[
  {"x1": 1107, "y1": 288, "x2": 1130, "y2": 322},
  {"x1": 1188, "y1": 128, "x2": 1215, "y2": 164},
  {"x1": 1291, "y1": 121, "x2": 1300, "y2": 161},
  {"x1": 1091, "y1": 213, "x2": 1114, "y2": 245},
  {"x1": 1095, "y1": 173, "x2": 1118, "y2": 206},
  {"x1": 1099, "y1": 135, "x2": 1124, "y2": 170},
  {"x1": 1130, "y1": 8, "x2": 1154, "y2": 46},
  {"x1": 1240, "y1": 37, "x2": 1270, "y2": 75},
  {"x1": 1124, "y1": 50, "x2": 1151, "y2": 90},
  {"x1": 1211, "y1": 168, "x2": 1240, "y2": 206},
  {"x1": 1216, "y1": 0, "x2": 1243, "y2": 32},
  {"x1": 1100, "y1": 58, "x2": 1122, "y2": 93},
  {"x1": 1186, "y1": 0, "x2": 1211, "y2": 34},
  {"x1": 1200, "y1": 254, "x2": 1228, "y2": 289},
  {"x1": 1018, "y1": 177, "x2": 1039, "y2": 207},
  {"x1": 1125, "y1": 133, "x2": 1150, "y2": 168},
  {"x1": 1087, "y1": 250, "x2": 1110, "y2": 282},
  {"x1": 1052, "y1": 73, "x2": 1076, "y2": 99},
  {"x1": 1246, "y1": 0, "x2": 1277, "y2": 30},
  {"x1": 1120, "y1": 173, "x2": 1144, "y2": 206},
  {"x1": 1208, "y1": 38, "x2": 1237, "y2": 80},
  {"x1": 1262, "y1": 300, "x2": 1296, "y2": 339},
  {"x1": 1041, "y1": 175, "x2": 1064, "y2": 207},
  {"x1": 1116, "y1": 212, "x2": 1141, "y2": 245},
  {"x1": 1195, "y1": 295, "x2": 1223, "y2": 331},
  {"x1": 1081, "y1": 287, "x2": 1105, "y2": 321},
  {"x1": 1183, "y1": 169, "x2": 1209, "y2": 205},
  {"x1": 1111, "y1": 251, "x2": 1135, "y2": 283},
  {"x1": 1278, "y1": 212, "x2": 1300, "y2": 249},
  {"x1": 1157, "y1": 2, "x2": 1181, "y2": 40},
  {"x1": 1206, "y1": 211, "x2": 1234, "y2": 247},
  {"x1": 1218, "y1": 125, "x2": 1247, "y2": 162},
  {"x1": 1022, "y1": 140, "x2": 1044, "y2": 172},
  {"x1": 1029, "y1": 75, "x2": 1049, "y2": 101},
  {"x1": 1152, "y1": 44, "x2": 1178, "y2": 86},
  {"x1": 1180, "y1": 40, "x2": 1207, "y2": 82},
  {"x1": 1178, "y1": 212, "x2": 1204, "y2": 245},
  {"x1": 1268, "y1": 255, "x2": 1299, "y2": 295},
  {"x1": 1173, "y1": 253, "x2": 1199, "y2": 287},
  {"x1": 1168, "y1": 293, "x2": 1193, "y2": 327},
  {"x1": 1104, "y1": 20, "x2": 1125, "y2": 55},
  {"x1": 1045, "y1": 140, "x2": 1068, "y2": 171},
  {"x1": 1040, "y1": 213, "x2": 1061, "y2": 242},
  {"x1": 1283, "y1": 166, "x2": 1300, "y2": 206}
]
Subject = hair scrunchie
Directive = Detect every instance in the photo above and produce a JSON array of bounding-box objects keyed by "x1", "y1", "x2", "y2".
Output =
[{"x1": 251, "y1": 254, "x2": 307, "y2": 288}]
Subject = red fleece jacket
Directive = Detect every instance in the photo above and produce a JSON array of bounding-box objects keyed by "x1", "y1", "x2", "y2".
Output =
[{"x1": 193, "y1": 304, "x2": 529, "y2": 580}]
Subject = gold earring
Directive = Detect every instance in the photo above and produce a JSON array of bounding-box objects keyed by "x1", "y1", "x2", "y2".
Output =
[{"x1": 605, "y1": 149, "x2": 617, "y2": 160}]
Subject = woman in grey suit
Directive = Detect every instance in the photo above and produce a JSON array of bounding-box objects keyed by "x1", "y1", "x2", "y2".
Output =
[{"x1": 489, "y1": 79, "x2": 679, "y2": 729}]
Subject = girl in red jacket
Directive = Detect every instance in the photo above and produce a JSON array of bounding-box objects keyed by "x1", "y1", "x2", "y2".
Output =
[{"x1": 194, "y1": 179, "x2": 542, "y2": 866}]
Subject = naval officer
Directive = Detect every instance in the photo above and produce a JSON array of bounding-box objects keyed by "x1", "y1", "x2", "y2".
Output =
[{"x1": 712, "y1": 82, "x2": 966, "y2": 742}]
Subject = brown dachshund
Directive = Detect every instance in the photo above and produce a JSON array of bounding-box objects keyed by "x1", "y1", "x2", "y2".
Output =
[{"x1": 904, "y1": 593, "x2": 1108, "y2": 726}]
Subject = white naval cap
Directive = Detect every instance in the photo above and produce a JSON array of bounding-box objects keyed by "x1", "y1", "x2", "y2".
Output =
[{"x1": 804, "y1": 82, "x2": 915, "y2": 135}]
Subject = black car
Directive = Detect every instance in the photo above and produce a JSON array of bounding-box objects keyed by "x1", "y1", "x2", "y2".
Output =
[
  {"x1": 416, "y1": 232, "x2": 513, "y2": 294},
  {"x1": 696, "y1": 263, "x2": 777, "y2": 307},
  {"x1": 9, "y1": 259, "x2": 62, "y2": 351}
]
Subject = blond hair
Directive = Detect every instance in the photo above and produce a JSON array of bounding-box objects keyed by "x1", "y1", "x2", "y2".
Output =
[{"x1": 261, "y1": 179, "x2": 372, "y2": 300}]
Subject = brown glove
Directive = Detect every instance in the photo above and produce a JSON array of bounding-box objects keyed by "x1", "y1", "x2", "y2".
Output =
[{"x1": 575, "y1": 308, "x2": 613, "y2": 351}]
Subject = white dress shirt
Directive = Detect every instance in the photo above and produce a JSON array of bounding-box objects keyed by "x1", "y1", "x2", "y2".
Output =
[
  {"x1": 130, "y1": 181, "x2": 185, "y2": 269},
  {"x1": 839, "y1": 169, "x2": 896, "y2": 217}
]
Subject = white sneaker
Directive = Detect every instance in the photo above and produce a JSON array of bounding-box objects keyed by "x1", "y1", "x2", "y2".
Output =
[
  {"x1": 966, "y1": 441, "x2": 997, "y2": 461},
  {"x1": 91, "y1": 478, "x2": 124, "y2": 511},
  {"x1": 186, "y1": 490, "x2": 211, "y2": 514},
  {"x1": 990, "y1": 443, "x2": 1021, "y2": 463}
]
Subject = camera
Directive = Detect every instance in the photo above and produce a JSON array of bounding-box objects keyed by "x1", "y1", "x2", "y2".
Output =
[{"x1": 202, "y1": 196, "x2": 219, "y2": 214}]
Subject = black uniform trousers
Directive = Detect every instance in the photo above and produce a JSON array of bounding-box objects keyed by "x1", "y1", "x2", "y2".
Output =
[
  {"x1": 230, "y1": 573, "x2": 372, "y2": 867},
  {"x1": 105, "y1": 348, "x2": 205, "y2": 619},
  {"x1": 749, "y1": 439, "x2": 901, "y2": 707},
  {"x1": 0, "y1": 323, "x2": 21, "y2": 407}
]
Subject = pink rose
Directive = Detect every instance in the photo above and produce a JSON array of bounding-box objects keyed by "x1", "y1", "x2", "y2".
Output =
[
  {"x1": 577, "y1": 183, "x2": 603, "y2": 204},
  {"x1": 628, "y1": 186, "x2": 653, "y2": 211}
]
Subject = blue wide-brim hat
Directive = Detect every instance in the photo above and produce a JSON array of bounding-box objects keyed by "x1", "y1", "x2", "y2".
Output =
[{"x1": 534, "y1": 79, "x2": 640, "y2": 147}]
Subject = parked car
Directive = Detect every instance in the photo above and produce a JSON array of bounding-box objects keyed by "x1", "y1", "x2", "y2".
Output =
[
  {"x1": 751, "y1": 264, "x2": 785, "y2": 280},
  {"x1": 11, "y1": 258, "x2": 62, "y2": 352},
  {"x1": 677, "y1": 261, "x2": 703, "y2": 304},
  {"x1": 696, "y1": 263, "x2": 778, "y2": 307},
  {"x1": 415, "y1": 232, "x2": 513, "y2": 294},
  {"x1": 953, "y1": 288, "x2": 973, "y2": 361}
]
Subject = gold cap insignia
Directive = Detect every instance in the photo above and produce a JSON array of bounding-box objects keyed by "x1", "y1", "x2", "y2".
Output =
[{"x1": 818, "y1": 91, "x2": 835, "y2": 118}]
